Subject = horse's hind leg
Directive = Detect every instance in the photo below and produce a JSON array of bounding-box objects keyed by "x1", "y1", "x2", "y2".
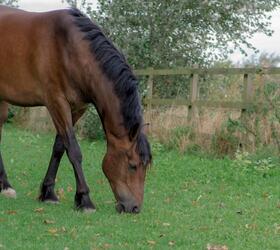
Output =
[
  {"x1": 38, "y1": 134, "x2": 64, "y2": 203},
  {"x1": 39, "y1": 107, "x2": 87, "y2": 203},
  {"x1": 0, "y1": 102, "x2": 16, "y2": 198}
]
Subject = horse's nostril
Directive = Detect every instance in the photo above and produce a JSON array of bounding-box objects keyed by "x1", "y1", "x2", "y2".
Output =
[
  {"x1": 116, "y1": 203, "x2": 125, "y2": 213},
  {"x1": 132, "y1": 206, "x2": 140, "y2": 214}
]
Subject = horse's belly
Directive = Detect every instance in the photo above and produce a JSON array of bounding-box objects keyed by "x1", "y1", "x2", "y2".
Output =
[{"x1": 0, "y1": 80, "x2": 44, "y2": 107}]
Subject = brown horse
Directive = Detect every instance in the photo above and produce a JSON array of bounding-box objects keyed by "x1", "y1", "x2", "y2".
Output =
[{"x1": 0, "y1": 6, "x2": 151, "y2": 213}]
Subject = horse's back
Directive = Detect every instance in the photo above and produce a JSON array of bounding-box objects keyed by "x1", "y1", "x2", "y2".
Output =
[
  {"x1": 0, "y1": 6, "x2": 72, "y2": 106},
  {"x1": 0, "y1": 5, "x2": 21, "y2": 13}
]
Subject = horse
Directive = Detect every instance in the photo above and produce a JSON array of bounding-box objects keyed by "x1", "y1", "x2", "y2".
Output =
[{"x1": 0, "y1": 6, "x2": 151, "y2": 214}]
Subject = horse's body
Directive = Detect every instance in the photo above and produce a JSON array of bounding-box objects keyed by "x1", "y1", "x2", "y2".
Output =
[{"x1": 0, "y1": 6, "x2": 151, "y2": 213}]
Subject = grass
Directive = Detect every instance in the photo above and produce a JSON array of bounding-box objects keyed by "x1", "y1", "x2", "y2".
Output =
[{"x1": 0, "y1": 125, "x2": 280, "y2": 249}]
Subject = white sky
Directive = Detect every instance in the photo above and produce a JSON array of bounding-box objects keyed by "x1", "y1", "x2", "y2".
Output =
[
  {"x1": 20, "y1": 0, "x2": 69, "y2": 11},
  {"x1": 19, "y1": 0, "x2": 280, "y2": 64}
]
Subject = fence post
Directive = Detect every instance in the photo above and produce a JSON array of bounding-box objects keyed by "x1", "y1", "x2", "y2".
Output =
[
  {"x1": 188, "y1": 66, "x2": 199, "y2": 131},
  {"x1": 258, "y1": 72, "x2": 265, "y2": 103},
  {"x1": 256, "y1": 72, "x2": 265, "y2": 145},
  {"x1": 241, "y1": 73, "x2": 255, "y2": 149}
]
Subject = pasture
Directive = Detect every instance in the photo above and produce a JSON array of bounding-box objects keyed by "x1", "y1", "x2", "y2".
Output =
[{"x1": 0, "y1": 125, "x2": 280, "y2": 249}]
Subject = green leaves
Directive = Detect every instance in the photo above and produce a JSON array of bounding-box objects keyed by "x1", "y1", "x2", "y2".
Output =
[
  {"x1": 0, "y1": 0, "x2": 18, "y2": 7},
  {"x1": 63, "y1": 0, "x2": 280, "y2": 68}
]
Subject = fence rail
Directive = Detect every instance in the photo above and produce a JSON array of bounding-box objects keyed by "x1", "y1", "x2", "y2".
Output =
[
  {"x1": 135, "y1": 67, "x2": 280, "y2": 76},
  {"x1": 135, "y1": 67, "x2": 280, "y2": 109}
]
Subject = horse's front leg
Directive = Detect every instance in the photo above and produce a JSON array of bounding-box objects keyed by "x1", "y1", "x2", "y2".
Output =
[
  {"x1": 0, "y1": 101, "x2": 16, "y2": 198},
  {"x1": 64, "y1": 129, "x2": 95, "y2": 211},
  {"x1": 46, "y1": 99, "x2": 95, "y2": 212},
  {"x1": 39, "y1": 107, "x2": 86, "y2": 203}
]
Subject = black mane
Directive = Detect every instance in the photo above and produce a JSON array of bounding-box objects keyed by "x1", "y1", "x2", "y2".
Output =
[{"x1": 69, "y1": 8, "x2": 151, "y2": 166}]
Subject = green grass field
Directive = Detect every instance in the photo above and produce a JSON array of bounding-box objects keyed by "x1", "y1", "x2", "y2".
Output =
[{"x1": 0, "y1": 125, "x2": 280, "y2": 249}]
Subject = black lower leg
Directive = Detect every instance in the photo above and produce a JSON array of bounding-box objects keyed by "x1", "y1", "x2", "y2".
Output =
[
  {"x1": 0, "y1": 104, "x2": 12, "y2": 193},
  {"x1": 0, "y1": 151, "x2": 12, "y2": 192},
  {"x1": 39, "y1": 135, "x2": 64, "y2": 202},
  {"x1": 65, "y1": 131, "x2": 95, "y2": 211}
]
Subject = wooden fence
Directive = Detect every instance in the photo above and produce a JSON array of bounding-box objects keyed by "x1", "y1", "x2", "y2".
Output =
[
  {"x1": 135, "y1": 67, "x2": 280, "y2": 120},
  {"x1": 135, "y1": 67, "x2": 280, "y2": 147}
]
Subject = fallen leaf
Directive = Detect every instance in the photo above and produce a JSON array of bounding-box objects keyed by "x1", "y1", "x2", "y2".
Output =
[
  {"x1": 56, "y1": 188, "x2": 65, "y2": 199},
  {"x1": 34, "y1": 208, "x2": 44, "y2": 213},
  {"x1": 274, "y1": 223, "x2": 280, "y2": 234},
  {"x1": 198, "y1": 226, "x2": 209, "y2": 231},
  {"x1": 147, "y1": 240, "x2": 156, "y2": 245},
  {"x1": 163, "y1": 222, "x2": 170, "y2": 227},
  {"x1": 26, "y1": 191, "x2": 33, "y2": 197},
  {"x1": 164, "y1": 197, "x2": 171, "y2": 203},
  {"x1": 104, "y1": 200, "x2": 114, "y2": 204},
  {"x1": 219, "y1": 203, "x2": 225, "y2": 208},
  {"x1": 6, "y1": 210, "x2": 17, "y2": 215},
  {"x1": 97, "y1": 179, "x2": 105, "y2": 185},
  {"x1": 48, "y1": 228, "x2": 58, "y2": 234},
  {"x1": 44, "y1": 219, "x2": 55, "y2": 225},
  {"x1": 192, "y1": 200, "x2": 198, "y2": 206},
  {"x1": 104, "y1": 243, "x2": 111, "y2": 249},
  {"x1": 169, "y1": 241, "x2": 175, "y2": 246},
  {"x1": 70, "y1": 228, "x2": 77, "y2": 239},
  {"x1": 207, "y1": 244, "x2": 228, "y2": 250},
  {"x1": 236, "y1": 210, "x2": 243, "y2": 215}
]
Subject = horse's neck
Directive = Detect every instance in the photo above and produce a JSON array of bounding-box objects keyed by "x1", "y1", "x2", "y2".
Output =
[
  {"x1": 96, "y1": 94, "x2": 130, "y2": 149},
  {"x1": 69, "y1": 43, "x2": 129, "y2": 146},
  {"x1": 86, "y1": 66, "x2": 128, "y2": 145}
]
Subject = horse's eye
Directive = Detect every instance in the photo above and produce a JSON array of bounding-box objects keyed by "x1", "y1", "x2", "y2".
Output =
[{"x1": 128, "y1": 164, "x2": 137, "y2": 172}]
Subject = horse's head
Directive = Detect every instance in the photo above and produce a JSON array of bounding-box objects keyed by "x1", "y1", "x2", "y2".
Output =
[{"x1": 102, "y1": 132, "x2": 151, "y2": 214}]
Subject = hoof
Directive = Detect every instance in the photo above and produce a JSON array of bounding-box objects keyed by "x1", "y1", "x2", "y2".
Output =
[
  {"x1": 1, "y1": 188, "x2": 17, "y2": 198},
  {"x1": 42, "y1": 199, "x2": 60, "y2": 205},
  {"x1": 75, "y1": 193, "x2": 96, "y2": 212},
  {"x1": 39, "y1": 185, "x2": 59, "y2": 203},
  {"x1": 82, "y1": 208, "x2": 96, "y2": 214}
]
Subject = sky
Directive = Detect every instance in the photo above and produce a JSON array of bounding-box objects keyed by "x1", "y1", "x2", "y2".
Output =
[{"x1": 18, "y1": 0, "x2": 280, "y2": 64}]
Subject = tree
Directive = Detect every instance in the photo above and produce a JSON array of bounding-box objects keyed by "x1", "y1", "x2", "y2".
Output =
[
  {"x1": 62, "y1": 0, "x2": 93, "y2": 12},
  {"x1": 63, "y1": 0, "x2": 280, "y2": 69},
  {"x1": 242, "y1": 52, "x2": 280, "y2": 67},
  {"x1": 0, "y1": 0, "x2": 18, "y2": 7}
]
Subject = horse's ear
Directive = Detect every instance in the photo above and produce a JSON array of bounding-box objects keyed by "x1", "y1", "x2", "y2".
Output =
[{"x1": 129, "y1": 122, "x2": 140, "y2": 141}]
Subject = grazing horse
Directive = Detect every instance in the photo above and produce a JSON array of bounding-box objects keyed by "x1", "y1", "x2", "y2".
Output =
[{"x1": 0, "y1": 6, "x2": 151, "y2": 213}]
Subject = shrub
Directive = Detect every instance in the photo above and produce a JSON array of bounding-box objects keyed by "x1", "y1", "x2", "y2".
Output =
[
  {"x1": 7, "y1": 105, "x2": 21, "y2": 123},
  {"x1": 165, "y1": 126, "x2": 195, "y2": 153},
  {"x1": 211, "y1": 118, "x2": 241, "y2": 156},
  {"x1": 81, "y1": 106, "x2": 104, "y2": 140},
  {"x1": 233, "y1": 150, "x2": 277, "y2": 176}
]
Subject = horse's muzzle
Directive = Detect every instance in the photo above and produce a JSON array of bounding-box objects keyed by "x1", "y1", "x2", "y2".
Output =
[{"x1": 116, "y1": 202, "x2": 141, "y2": 214}]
